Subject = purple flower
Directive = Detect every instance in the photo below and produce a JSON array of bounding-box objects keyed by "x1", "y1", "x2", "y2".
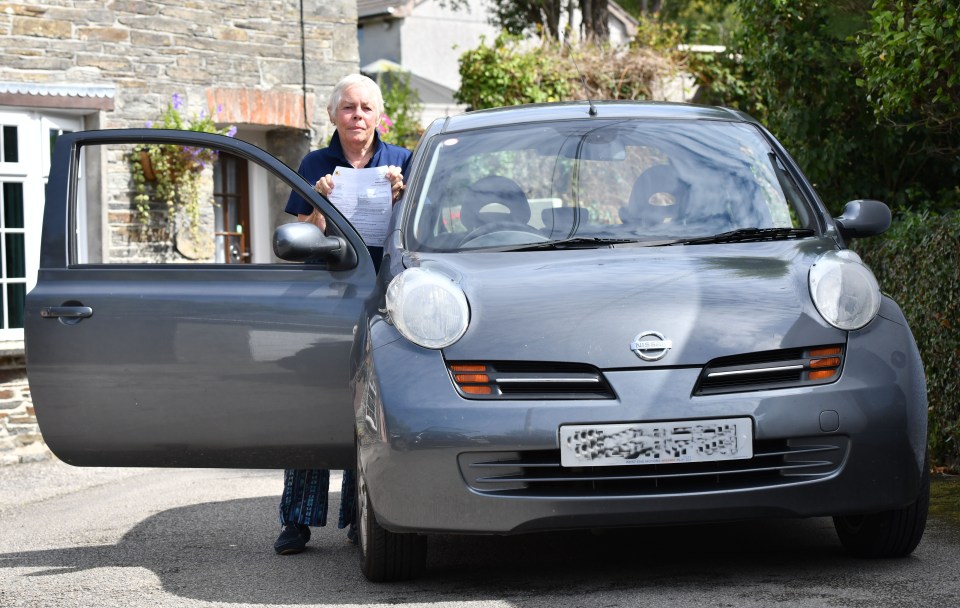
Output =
[
  {"x1": 216, "y1": 104, "x2": 224, "y2": 114},
  {"x1": 146, "y1": 120, "x2": 153, "y2": 128},
  {"x1": 226, "y1": 125, "x2": 237, "y2": 138},
  {"x1": 172, "y1": 92, "x2": 184, "y2": 111},
  {"x1": 199, "y1": 110, "x2": 206, "y2": 120}
]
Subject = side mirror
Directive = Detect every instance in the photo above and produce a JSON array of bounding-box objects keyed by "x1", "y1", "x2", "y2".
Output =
[
  {"x1": 273, "y1": 222, "x2": 355, "y2": 269},
  {"x1": 833, "y1": 199, "x2": 891, "y2": 240}
]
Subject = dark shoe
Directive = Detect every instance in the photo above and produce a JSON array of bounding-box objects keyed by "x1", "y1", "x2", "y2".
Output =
[
  {"x1": 346, "y1": 523, "x2": 358, "y2": 546},
  {"x1": 274, "y1": 524, "x2": 311, "y2": 555}
]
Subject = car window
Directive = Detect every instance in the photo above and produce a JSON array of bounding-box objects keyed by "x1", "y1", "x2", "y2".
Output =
[
  {"x1": 405, "y1": 119, "x2": 815, "y2": 252},
  {"x1": 68, "y1": 141, "x2": 291, "y2": 265}
]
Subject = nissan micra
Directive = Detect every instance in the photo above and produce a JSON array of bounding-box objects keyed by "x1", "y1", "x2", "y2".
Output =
[{"x1": 26, "y1": 101, "x2": 928, "y2": 581}]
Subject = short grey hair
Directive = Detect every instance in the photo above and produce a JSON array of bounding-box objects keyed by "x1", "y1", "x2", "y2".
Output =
[{"x1": 327, "y1": 74, "x2": 385, "y2": 119}]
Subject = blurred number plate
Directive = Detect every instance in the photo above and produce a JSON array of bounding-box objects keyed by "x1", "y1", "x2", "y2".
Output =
[{"x1": 560, "y1": 418, "x2": 752, "y2": 467}]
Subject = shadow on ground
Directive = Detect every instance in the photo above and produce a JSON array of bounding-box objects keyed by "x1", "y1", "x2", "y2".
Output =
[{"x1": 0, "y1": 493, "x2": 946, "y2": 605}]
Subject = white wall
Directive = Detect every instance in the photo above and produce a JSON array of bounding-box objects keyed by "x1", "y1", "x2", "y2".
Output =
[
  {"x1": 239, "y1": 130, "x2": 274, "y2": 264},
  {"x1": 399, "y1": 0, "x2": 498, "y2": 92},
  {"x1": 359, "y1": 18, "x2": 403, "y2": 68}
]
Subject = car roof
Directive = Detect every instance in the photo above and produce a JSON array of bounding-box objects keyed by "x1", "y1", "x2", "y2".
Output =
[{"x1": 433, "y1": 101, "x2": 753, "y2": 134}]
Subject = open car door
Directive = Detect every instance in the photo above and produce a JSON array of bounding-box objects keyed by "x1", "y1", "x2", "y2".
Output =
[{"x1": 24, "y1": 130, "x2": 377, "y2": 469}]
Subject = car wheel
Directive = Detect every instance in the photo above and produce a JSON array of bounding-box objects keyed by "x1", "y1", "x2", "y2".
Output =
[
  {"x1": 832, "y1": 463, "x2": 929, "y2": 558},
  {"x1": 357, "y1": 449, "x2": 427, "y2": 582}
]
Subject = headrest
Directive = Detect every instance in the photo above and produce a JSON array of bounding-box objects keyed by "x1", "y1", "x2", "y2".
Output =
[
  {"x1": 620, "y1": 164, "x2": 688, "y2": 226},
  {"x1": 461, "y1": 176, "x2": 531, "y2": 229}
]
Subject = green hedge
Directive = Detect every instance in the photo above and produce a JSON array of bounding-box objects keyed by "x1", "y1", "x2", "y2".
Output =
[
  {"x1": 455, "y1": 33, "x2": 681, "y2": 111},
  {"x1": 854, "y1": 209, "x2": 960, "y2": 469}
]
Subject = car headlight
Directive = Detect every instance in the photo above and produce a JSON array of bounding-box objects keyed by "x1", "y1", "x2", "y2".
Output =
[
  {"x1": 385, "y1": 268, "x2": 470, "y2": 349},
  {"x1": 808, "y1": 250, "x2": 881, "y2": 330}
]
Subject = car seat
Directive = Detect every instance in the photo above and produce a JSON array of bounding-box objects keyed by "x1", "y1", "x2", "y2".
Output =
[
  {"x1": 619, "y1": 163, "x2": 689, "y2": 227},
  {"x1": 460, "y1": 175, "x2": 532, "y2": 231}
]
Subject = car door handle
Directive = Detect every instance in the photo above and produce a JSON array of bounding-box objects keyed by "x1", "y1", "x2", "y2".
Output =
[{"x1": 41, "y1": 306, "x2": 94, "y2": 319}]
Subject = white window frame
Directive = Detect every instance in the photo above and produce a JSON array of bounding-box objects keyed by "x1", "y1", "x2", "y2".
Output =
[{"x1": 0, "y1": 110, "x2": 83, "y2": 340}]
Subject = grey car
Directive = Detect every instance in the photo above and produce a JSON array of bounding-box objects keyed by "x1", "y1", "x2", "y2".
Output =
[{"x1": 26, "y1": 101, "x2": 928, "y2": 582}]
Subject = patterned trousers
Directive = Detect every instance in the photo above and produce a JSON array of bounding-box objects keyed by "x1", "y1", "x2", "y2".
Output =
[{"x1": 278, "y1": 468, "x2": 356, "y2": 528}]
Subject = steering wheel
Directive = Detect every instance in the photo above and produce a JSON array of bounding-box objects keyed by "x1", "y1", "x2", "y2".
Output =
[{"x1": 458, "y1": 221, "x2": 550, "y2": 248}]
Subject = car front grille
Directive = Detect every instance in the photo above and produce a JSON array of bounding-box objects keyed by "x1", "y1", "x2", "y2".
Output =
[
  {"x1": 458, "y1": 437, "x2": 847, "y2": 497},
  {"x1": 693, "y1": 345, "x2": 845, "y2": 395},
  {"x1": 446, "y1": 361, "x2": 616, "y2": 400}
]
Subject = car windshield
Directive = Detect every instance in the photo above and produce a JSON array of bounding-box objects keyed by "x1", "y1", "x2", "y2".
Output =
[{"x1": 403, "y1": 118, "x2": 817, "y2": 252}]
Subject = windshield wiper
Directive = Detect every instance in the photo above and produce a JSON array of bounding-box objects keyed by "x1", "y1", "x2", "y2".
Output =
[
  {"x1": 506, "y1": 236, "x2": 640, "y2": 251},
  {"x1": 671, "y1": 227, "x2": 815, "y2": 246}
]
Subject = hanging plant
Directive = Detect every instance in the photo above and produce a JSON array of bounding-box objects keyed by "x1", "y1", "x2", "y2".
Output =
[{"x1": 130, "y1": 93, "x2": 237, "y2": 239}]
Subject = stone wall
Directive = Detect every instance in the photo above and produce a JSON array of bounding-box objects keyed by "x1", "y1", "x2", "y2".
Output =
[
  {"x1": 0, "y1": 349, "x2": 48, "y2": 466},
  {"x1": 1, "y1": 0, "x2": 358, "y2": 137}
]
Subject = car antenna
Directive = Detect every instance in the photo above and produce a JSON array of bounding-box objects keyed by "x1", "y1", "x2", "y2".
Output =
[{"x1": 564, "y1": 36, "x2": 597, "y2": 116}]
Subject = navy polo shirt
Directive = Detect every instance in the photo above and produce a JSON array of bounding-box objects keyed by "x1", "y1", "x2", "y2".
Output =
[{"x1": 284, "y1": 130, "x2": 413, "y2": 217}]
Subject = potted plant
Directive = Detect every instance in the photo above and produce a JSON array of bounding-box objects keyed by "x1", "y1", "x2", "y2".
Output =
[{"x1": 130, "y1": 93, "x2": 237, "y2": 240}]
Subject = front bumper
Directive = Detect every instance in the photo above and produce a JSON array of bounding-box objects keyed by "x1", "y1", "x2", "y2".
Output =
[{"x1": 356, "y1": 312, "x2": 927, "y2": 535}]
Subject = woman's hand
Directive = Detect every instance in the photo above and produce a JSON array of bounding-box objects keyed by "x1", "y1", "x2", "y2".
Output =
[
  {"x1": 314, "y1": 174, "x2": 335, "y2": 198},
  {"x1": 384, "y1": 165, "x2": 405, "y2": 203},
  {"x1": 298, "y1": 209, "x2": 326, "y2": 233}
]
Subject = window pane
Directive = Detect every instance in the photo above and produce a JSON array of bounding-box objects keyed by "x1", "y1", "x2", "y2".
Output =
[
  {"x1": 4, "y1": 233, "x2": 25, "y2": 278},
  {"x1": 3, "y1": 182, "x2": 24, "y2": 229},
  {"x1": 2, "y1": 125, "x2": 17, "y2": 163},
  {"x1": 6, "y1": 282, "x2": 25, "y2": 329},
  {"x1": 85, "y1": 142, "x2": 258, "y2": 265},
  {"x1": 408, "y1": 119, "x2": 811, "y2": 253}
]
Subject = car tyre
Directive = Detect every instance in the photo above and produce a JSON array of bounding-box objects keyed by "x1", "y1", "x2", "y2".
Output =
[
  {"x1": 357, "y1": 448, "x2": 427, "y2": 582},
  {"x1": 832, "y1": 463, "x2": 929, "y2": 558}
]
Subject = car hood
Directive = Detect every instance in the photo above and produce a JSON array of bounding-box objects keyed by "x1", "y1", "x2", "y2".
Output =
[{"x1": 404, "y1": 239, "x2": 846, "y2": 368}]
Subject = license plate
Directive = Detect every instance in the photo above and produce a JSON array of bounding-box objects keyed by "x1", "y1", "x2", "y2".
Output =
[{"x1": 559, "y1": 417, "x2": 753, "y2": 467}]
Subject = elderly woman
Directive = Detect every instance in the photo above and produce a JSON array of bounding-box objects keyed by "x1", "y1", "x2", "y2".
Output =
[
  {"x1": 275, "y1": 74, "x2": 413, "y2": 555},
  {"x1": 284, "y1": 73, "x2": 412, "y2": 270}
]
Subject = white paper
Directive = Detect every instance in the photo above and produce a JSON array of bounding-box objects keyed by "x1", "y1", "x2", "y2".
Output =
[{"x1": 327, "y1": 166, "x2": 393, "y2": 246}]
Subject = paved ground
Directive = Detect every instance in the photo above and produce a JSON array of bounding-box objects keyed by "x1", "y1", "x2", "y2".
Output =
[{"x1": 1, "y1": 459, "x2": 959, "y2": 608}]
